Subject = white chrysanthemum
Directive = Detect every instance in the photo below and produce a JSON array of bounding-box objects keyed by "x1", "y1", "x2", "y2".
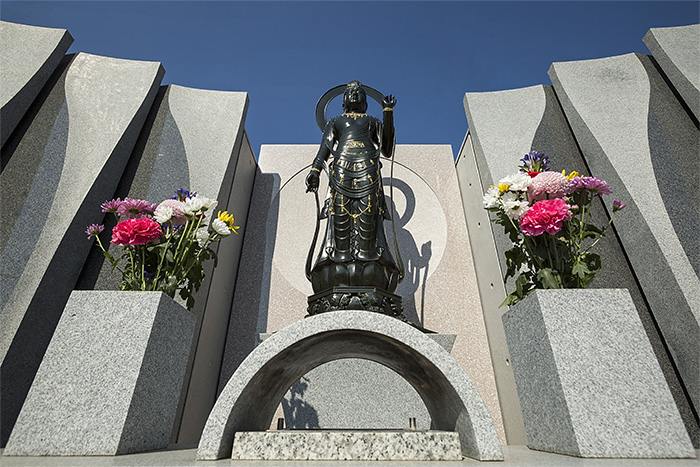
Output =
[
  {"x1": 198, "y1": 196, "x2": 218, "y2": 212},
  {"x1": 211, "y1": 218, "x2": 231, "y2": 236},
  {"x1": 505, "y1": 172, "x2": 532, "y2": 192},
  {"x1": 501, "y1": 192, "x2": 530, "y2": 219},
  {"x1": 482, "y1": 186, "x2": 500, "y2": 208},
  {"x1": 182, "y1": 196, "x2": 205, "y2": 215},
  {"x1": 196, "y1": 227, "x2": 210, "y2": 247},
  {"x1": 153, "y1": 205, "x2": 173, "y2": 224}
]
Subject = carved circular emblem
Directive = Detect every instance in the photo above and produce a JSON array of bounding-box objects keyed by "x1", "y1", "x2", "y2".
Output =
[{"x1": 315, "y1": 83, "x2": 385, "y2": 131}]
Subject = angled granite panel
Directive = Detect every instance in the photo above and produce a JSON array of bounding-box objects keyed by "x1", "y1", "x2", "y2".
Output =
[
  {"x1": 0, "y1": 52, "x2": 163, "y2": 446},
  {"x1": 503, "y1": 289, "x2": 694, "y2": 458},
  {"x1": 4, "y1": 291, "x2": 195, "y2": 456},
  {"x1": 0, "y1": 21, "x2": 73, "y2": 147},
  {"x1": 644, "y1": 24, "x2": 700, "y2": 121},
  {"x1": 219, "y1": 144, "x2": 504, "y2": 443},
  {"x1": 549, "y1": 52, "x2": 700, "y2": 414},
  {"x1": 75, "y1": 84, "x2": 254, "y2": 444}
]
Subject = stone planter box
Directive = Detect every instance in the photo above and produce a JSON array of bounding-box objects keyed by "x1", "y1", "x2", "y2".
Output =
[
  {"x1": 502, "y1": 289, "x2": 694, "y2": 458},
  {"x1": 4, "y1": 291, "x2": 195, "y2": 456}
]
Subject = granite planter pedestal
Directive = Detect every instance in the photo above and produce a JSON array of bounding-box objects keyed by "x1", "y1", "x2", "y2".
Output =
[
  {"x1": 4, "y1": 291, "x2": 195, "y2": 456},
  {"x1": 502, "y1": 289, "x2": 694, "y2": 458}
]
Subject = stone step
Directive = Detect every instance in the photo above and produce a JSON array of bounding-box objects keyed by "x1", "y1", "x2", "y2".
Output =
[{"x1": 230, "y1": 430, "x2": 462, "y2": 461}]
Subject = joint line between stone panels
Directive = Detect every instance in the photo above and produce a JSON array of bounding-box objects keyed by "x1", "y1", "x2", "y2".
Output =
[
  {"x1": 550, "y1": 82, "x2": 700, "y2": 429},
  {"x1": 211, "y1": 130, "x2": 249, "y2": 396},
  {"x1": 647, "y1": 55, "x2": 699, "y2": 131}
]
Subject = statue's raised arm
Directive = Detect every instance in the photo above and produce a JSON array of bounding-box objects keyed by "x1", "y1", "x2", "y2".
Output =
[{"x1": 305, "y1": 81, "x2": 405, "y2": 319}]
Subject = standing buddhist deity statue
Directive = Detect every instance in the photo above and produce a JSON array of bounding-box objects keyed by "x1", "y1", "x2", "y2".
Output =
[{"x1": 305, "y1": 81, "x2": 404, "y2": 317}]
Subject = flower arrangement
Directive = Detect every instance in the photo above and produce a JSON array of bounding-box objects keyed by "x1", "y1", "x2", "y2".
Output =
[
  {"x1": 483, "y1": 151, "x2": 626, "y2": 306},
  {"x1": 86, "y1": 189, "x2": 239, "y2": 310}
]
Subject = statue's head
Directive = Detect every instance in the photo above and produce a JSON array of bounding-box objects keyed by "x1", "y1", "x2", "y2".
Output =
[{"x1": 342, "y1": 80, "x2": 368, "y2": 113}]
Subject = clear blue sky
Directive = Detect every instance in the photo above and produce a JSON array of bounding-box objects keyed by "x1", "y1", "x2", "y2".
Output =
[{"x1": 2, "y1": 1, "x2": 697, "y2": 159}]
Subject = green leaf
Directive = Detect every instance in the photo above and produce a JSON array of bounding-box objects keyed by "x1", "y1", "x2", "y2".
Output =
[{"x1": 536, "y1": 268, "x2": 561, "y2": 289}]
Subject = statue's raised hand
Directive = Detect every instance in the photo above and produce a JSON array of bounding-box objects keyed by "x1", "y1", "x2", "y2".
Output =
[
  {"x1": 383, "y1": 94, "x2": 396, "y2": 109},
  {"x1": 306, "y1": 170, "x2": 319, "y2": 193}
]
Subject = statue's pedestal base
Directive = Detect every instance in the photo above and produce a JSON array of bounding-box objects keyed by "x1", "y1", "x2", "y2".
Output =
[
  {"x1": 231, "y1": 430, "x2": 462, "y2": 461},
  {"x1": 307, "y1": 286, "x2": 403, "y2": 317}
]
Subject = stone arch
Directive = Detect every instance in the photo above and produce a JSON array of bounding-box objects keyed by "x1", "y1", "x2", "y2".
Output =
[{"x1": 197, "y1": 311, "x2": 503, "y2": 461}]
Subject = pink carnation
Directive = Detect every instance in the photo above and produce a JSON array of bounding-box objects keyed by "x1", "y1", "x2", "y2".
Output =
[
  {"x1": 158, "y1": 199, "x2": 187, "y2": 225},
  {"x1": 111, "y1": 218, "x2": 162, "y2": 246},
  {"x1": 528, "y1": 171, "x2": 570, "y2": 201},
  {"x1": 520, "y1": 198, "x2": 573, "y2": 236}
]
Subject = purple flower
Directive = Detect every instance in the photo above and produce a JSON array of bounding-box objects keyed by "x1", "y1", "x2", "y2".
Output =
[
  {"x1": 171, "y1": 189, "x2": 195, "y2": 201},
  {"x1": 569, "y1": 176, "x2": 612, "y2": 195},
  {"x1": 519, "y1": 151, "x2": 550, "y2": 173},
  {"x1": 613, "y1": 199, "x2": 627, "y2": 212},
  {"x1": 85, "y1": 224, "x2": 104, "y2": 239},
  {"x1": 117, "y1": 198, "x2": 158, "y2": 219},
  {"x1": 101, "y1": 198, "x2": 123, "y2": 213}
]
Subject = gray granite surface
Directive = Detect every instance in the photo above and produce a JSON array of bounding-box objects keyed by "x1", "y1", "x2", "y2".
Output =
[
  {"x1": 0, "y1": 52, "x2": 164, "y2": 446},
  {"x1": 0, "y1": 21, "x2": 73, "y2": 147},
  {"x1": 502, "y1": 289, "x2": 694, "y2": 458},
  {"x1": 643, "y1": 24, "x2": 700, "y2": 121},
  {"x1": 75, "y1": 83, "x2": 254, "y2": 445},
  {"x1": 260, "y1": 333, "x2": 455, "y2": 431},
  {"x1": 549, "y1": 52, "x2": 700, "y2": 417},
  {"x1": 231, "y1": 431, "x2": 462, "y2": 461},
  {"x1": 1, "y1": 446, "x2": 699, "y2": 466},
  {"x1": 200, "y1": 310, "x2": 503, "y2": 461},
  {"x1": 4, "y1": 291, "x2": 195, "y2": 456}
]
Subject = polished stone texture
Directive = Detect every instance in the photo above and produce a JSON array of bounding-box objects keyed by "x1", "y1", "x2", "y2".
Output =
[
  {"x1": 0, "y1": 21, "x2": 73, "y2": 147},
  {"x1": 549, "y1": 53, "x2": 700, "y2": 415},
  {"x1": 502, "y1": 289, "x2": 694, "y2": 458},
  {"x1": 4, "y1": 291, "x2": 195, "y2": 456},
  {"x1": 200, "y1": 311, "x2": 503, "y2": 461},
  {"x1": 219, "y1": 144, "x2": 504, "y2": 442},
  {"x1": 75, "y1": 83, "x2": 255, "y2": 444},
  {"x1": 644, "y1": 24, "x2": 700, "y2": 121},
  {"x1": 230, "y1": 431, "x2": 462, "y2": 461},
  {"x1": 263, "y1": 333, "x2": 455, "y2": 431},
  {"x1": 0, "y1": 52, "x2": 163, "y2": 446}
]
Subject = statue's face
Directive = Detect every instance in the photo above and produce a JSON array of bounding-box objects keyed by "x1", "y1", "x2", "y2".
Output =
[{"x1": 343, "y1": 85, "x2": 367, "y2": 112}]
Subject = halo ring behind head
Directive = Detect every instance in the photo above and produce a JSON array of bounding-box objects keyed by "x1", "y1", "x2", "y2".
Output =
[{"x1": 315, "y1": 83, "x2": 385, "y2": 131}]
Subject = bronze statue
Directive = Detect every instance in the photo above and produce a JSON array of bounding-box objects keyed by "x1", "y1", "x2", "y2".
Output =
[{"x1": 305, "y1": 81, "x2": 404, "y2": 317}]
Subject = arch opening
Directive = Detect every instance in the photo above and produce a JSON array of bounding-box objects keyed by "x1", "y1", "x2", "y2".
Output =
[{"x1": 197, "y1": 311, "x2": 502, "y2": 461}]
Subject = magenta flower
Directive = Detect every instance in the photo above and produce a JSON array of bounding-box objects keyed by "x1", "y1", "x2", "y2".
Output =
[
  {"x1": 101, "y1": 198, "x2": 123, "y2": 213},
  {"x1": 528, "y1": 171, "x2": 570, "y2": 201},
  {"x1": 111, "y1": 218, "x2": 162, "y2": 246},
  {"x1": 117, "y1": 198, "x2": 158, "y2": 219},
  {"x1": 85, "y1": 224, "x2": 104, "y2": 239},
  {"x1": 520, "y1": 198, "x2": 573, "y2": 236},
  {"x1": 613, "y1": 199, "x2": 627, "y2": 212},
  {"x1": 569, "y1": 176, "x2": 612, "y2": 195}
]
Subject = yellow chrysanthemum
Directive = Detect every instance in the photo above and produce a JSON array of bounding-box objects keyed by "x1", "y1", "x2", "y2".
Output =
[
  {"x1": 562, "y1": 170, "x2": 579, "y2": 180},
  {"x1": 217, "y1": 211, "x2": 238, "y2": 232},
  {"x1": 498, "y1": 183, "x2": 510, "y2": 194}
]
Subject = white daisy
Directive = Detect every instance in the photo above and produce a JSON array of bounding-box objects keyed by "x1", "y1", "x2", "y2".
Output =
[
  {"x1": 211, "y1": 218, "x2": 231, "y2": 236},
  {"x1": 482, "y1": 186, "x2": 500, "y2": 208},
  {"x1": 153, "y1": 205, "x2": 173, "y2": 224}
]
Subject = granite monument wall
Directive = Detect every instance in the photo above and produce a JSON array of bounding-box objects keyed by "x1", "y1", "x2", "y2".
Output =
[
  {"x1": 0, "y1": 20, "x2": 256, "y2": 446},
  {"x1": 457, "y1": 23, "x2": 699, "y2": 445}
]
